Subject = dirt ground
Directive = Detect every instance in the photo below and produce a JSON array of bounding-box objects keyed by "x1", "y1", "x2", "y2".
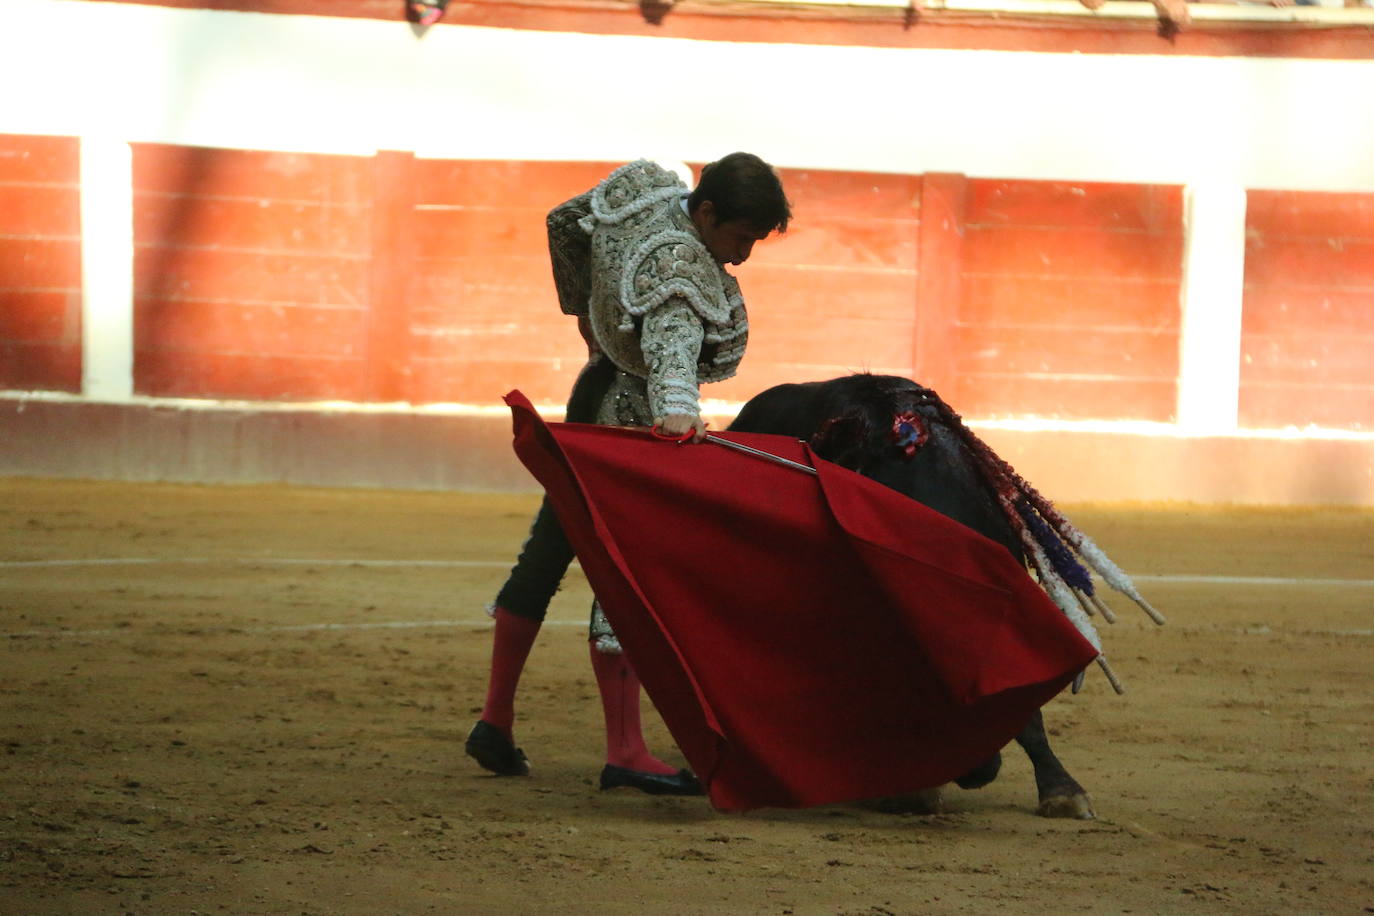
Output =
[{"x1": 1, "y1": 477, "x2": 1371, "y2": 915}]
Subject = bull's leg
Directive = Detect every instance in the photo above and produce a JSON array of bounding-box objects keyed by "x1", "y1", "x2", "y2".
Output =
[
  {"x1": 862, "y1": 752, "x2": 999, "y2": 817},
  {"x1": 954, "y1": 751, "x2": 1002, "y2": 789},
  {"x1": 1015, "y1": 711, "x2": 1095, "y2": 819}
]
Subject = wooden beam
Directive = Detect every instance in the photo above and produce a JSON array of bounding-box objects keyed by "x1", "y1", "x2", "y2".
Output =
[{"x1": 367, "y1": 150, "x2": 418, "y2": 403}]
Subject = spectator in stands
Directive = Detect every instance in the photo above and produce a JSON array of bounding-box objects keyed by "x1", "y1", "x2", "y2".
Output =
[
  {"x1": 408, "y1": 0, "x2": 448, "y2": 27},
  {"x1": 1078, "y1": 0, "x2": 1369, "y2": 34}
]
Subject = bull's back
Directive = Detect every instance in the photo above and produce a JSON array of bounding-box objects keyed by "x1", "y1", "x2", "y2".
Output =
[
  {"x1": 729, "y1": 375, "x2": 922, "y2": 438},
  {"x1": 728, "y1": 381, "x2": 830, "y2": 438},
  {"x1": 730, "y1": 375, "x2": 1021, "y2": 562}
]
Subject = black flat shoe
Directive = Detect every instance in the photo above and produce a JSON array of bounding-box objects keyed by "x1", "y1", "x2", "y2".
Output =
[
  {"x1": 465, "y1": 720, "x2": 530, "y2": 776},
  {"x1": 598, "y1": 764, "x2": 703, "y2": 796}
]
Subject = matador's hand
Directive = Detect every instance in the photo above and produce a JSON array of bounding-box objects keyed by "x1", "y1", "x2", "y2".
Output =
[{"x1": 655, "y1": 413, "x2": 708, "y2": 443}]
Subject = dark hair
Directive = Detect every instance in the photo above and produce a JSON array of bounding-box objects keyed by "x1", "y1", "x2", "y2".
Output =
[{"x1": 687, "y1": 152, "x2": 791, "y2": 234}]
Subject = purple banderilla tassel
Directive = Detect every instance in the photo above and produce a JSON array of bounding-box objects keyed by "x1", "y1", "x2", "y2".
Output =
[{"x1": 1016, "y1": 501, "x2": 1094, "y2": 594}]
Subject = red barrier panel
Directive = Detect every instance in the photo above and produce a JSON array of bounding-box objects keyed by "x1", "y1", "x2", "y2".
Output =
[
  {"x1": 0, "y1": 134, "x2": 82, "y2": 393},
  {"x1": 953, "y1": 180, "x2": 1183, "y2": 421},
  {"x1": 131, "y1": 144, "x2": 372, "y2": 401},
  {"x1": 7, "y1": 136, "x2": 1369, "y2": 432},
  {"x1": 1242, "y1": 190, "x2": 1374, "y2": 430}
]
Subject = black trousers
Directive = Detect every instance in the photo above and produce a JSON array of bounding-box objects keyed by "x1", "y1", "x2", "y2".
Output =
[{"x1": 494, "y1": 356, "x2": 615, "y2": 622}]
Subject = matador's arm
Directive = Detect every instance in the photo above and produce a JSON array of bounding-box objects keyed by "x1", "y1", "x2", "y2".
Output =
[{"x1": 640, "y1": 296, "x2": 705, "y2": 437}]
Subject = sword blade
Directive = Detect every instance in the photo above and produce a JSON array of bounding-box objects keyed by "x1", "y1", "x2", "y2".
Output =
[{"x1": 704, "y1": 434, "x2": 818, "y2": 476}]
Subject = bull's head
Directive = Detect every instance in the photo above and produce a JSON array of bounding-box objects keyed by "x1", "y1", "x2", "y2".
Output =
[{"x1": 809, "y1": 405, "x2": 928, "y2": 471}]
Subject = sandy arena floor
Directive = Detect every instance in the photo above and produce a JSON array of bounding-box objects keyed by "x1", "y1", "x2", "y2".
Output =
[{"x1": 1, "y1": 478, "x2": 1371, "y2": 915}]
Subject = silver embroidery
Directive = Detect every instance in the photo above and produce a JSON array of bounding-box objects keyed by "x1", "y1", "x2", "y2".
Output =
[
  {"x1": 578, "y1": 160, "x2": 748, "y2": 414},
  {"x1": 548, "y1": 160, "x2": 758, "y2": 647},
  {"x1": 589, "y1": 601, "x2": 622, "y2": 655}
]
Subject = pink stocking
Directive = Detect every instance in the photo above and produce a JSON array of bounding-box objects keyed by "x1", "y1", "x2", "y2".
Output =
[
  {"x1": 478, "y1": 607, "x2": 541, "y2": 739},
  {"x1": 589, "y1": 644, "x2": 676, "y2": 774}
]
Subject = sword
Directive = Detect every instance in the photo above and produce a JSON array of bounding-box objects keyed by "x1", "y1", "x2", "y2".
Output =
[{"x1": 704, "y1": 434, "x2": 818, "y2": 476}]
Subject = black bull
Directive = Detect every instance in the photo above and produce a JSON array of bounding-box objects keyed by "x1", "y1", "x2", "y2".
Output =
[{"x1": 728, "y1": 372, "x2": 1095, "y2": 819}]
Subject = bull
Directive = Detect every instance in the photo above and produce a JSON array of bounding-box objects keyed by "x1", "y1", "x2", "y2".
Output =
[{"x1": 727, "y1": 372, "x2": 1162, "y2": 819}]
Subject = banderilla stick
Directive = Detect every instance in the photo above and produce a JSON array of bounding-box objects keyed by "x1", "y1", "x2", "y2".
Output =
[
  {"x1": 1086, "y1": 590, "x2": 1119, "y2": 624},
  {"x1": 1096, "y1": 655, "x2": 1126, "y2": 695}
]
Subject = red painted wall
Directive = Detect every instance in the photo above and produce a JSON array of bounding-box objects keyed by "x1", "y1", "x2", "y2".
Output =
[
  {"x1": 8, "y1": 135, "x2": 1371, "y2": 431},
  {"x1": 126, "y1": 151, "x2": 1188, "y2": 418},
  {"x1": 723, "y1": 168, "x2": 921, "y2": 401},
  {"x1": 0, "y1": 134, "x2": 82, "y2": 393},
  {"x1": 952, "y1": 180, "x2": 1183, "y2": 421},
  {"x1": 132, "y1": 144, "x2": 373, "y2": 400},
  {"x1": 127, "y1": 152, "x2": 931, "y2": 408},
  {"x1": 405, "y1": 159, "x2": 618, "y2": 406},
  {"x1": 1241, "y1": 190, "x2": 1374, "y2": 430}
]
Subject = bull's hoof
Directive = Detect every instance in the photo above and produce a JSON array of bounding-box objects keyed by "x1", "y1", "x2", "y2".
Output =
[
  {"x1": 1036, "y1": 791, "x2": 1095, "y2": 819},
  {"x1": 858, "y1": 786, "x2": 945, "y2": 816}
]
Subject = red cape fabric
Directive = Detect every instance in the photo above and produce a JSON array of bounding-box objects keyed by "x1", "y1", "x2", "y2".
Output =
[{"x1": 505, "y1": 391, "x2": 1097, "y2": 811}]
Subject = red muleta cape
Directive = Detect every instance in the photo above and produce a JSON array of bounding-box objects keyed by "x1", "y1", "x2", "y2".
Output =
[{"x1": 504, "y1": 391, "x2": 1097, "y2": 812}]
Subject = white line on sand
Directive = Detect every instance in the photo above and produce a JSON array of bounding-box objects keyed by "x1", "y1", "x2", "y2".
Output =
[
  {"x1": 3, "y1": 619, "x2": 587, "y2": 639},
  {"x1": 4, "y1": 558, "x2": 1370, "y2": 640},
  {"x1": 1131, "y1": 574, "x2": 1374, "y2": 588},
  {"x1": 4, "y1": 558, "x2": 1372, "y2": 589},
  {"x1": 6, "y1": 619, "x2": 1371, "y2": 640}
]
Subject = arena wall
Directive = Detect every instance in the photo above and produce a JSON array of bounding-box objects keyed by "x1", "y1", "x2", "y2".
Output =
[{"x1": 2, "y1": 0, "x2": 1373, "y2": 502}]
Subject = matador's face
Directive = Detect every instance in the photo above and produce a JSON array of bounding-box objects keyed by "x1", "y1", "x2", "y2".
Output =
[{"x1": 692, "y1": 201, "x2": 773, "y2": 267}]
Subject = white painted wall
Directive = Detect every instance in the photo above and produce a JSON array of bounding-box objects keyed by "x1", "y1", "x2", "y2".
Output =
[
  {"x1": 1176, "y1": 183, "x2": 1247, "y2": 434},
  {"x1": 2, "y1": 0, "x2": 1373, "y2": 191},
  {"x1": 79, "y1": 136, "x2": 134, "y2": 401}
]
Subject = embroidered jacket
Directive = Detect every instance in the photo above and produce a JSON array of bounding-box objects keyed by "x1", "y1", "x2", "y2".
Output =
[{"x1": 546, "y1": 160, "x2": 748, "y2": 419}]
